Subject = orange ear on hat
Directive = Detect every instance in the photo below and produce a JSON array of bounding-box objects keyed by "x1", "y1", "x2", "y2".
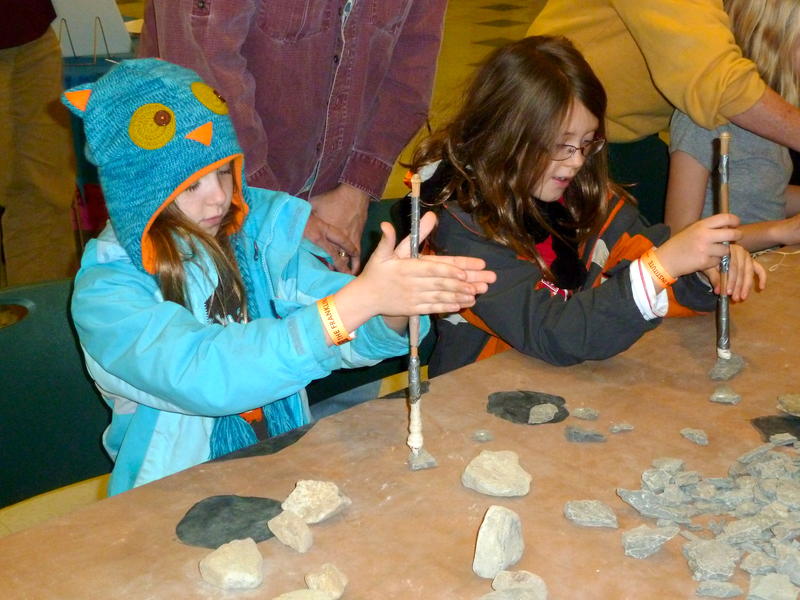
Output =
[{"x1": 64, "y1": 89, "x2": 92, "y2": 112}]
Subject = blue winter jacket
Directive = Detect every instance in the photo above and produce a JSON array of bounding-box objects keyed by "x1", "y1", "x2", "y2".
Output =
[{"x1": 72, "y1": 188, "x2": 425, "y2": 495}]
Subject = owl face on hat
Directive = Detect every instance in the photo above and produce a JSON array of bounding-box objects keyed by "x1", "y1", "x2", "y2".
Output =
[{"x1": 62, "y1": 58, "x2": 249, "y2": 274}]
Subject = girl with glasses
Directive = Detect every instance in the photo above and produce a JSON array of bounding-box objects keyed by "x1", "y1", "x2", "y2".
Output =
[{"x1": 408, "y1": 35, "x2": 766, "y2": 376}]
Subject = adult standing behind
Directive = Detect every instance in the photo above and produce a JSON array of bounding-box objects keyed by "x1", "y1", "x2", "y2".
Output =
[
  {"x1": 528, "y1": 0, "x2": 800, "y2": 225},
  {"x1": 0, "y1": 0, "x2": 77, "y2": 286},
  {"x1": 139, "y1": 0, "x2": 447, "y2": 274}
]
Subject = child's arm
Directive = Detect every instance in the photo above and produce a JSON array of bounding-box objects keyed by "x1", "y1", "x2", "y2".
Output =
[
  {"x1": 722, "y1": 185, "x2": 800, "y2": 251},
  {"x1": 665, "y1": 150, "x2": 710, "y2": 235},
  {"x1": 328, "y1": 212, "x2": 495, "y2": 341}
]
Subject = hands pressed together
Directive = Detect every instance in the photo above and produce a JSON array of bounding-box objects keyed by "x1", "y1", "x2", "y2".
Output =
[{"x1": 330, "y1": 212, "x2": 497, "y2": 338}]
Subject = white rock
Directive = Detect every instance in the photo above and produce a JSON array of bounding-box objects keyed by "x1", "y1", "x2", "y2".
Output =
[
  {"x1": 462, "y1": 450, "x2": 532, "y2": 497},
  {"x1": 198, "y1": 537, "x2": 263, "y2": 590},
  {"x1": 305, "y1": 563, "x2": 348, "y2": 599},
  {"x1": 272, "y1": 591, "x2": 336, "y2": 600},
  {"x1": 473, "y1": 505, "x2": 525, "y2": 579},
  {"x1": 268, "y1": 510, "x2": 313, "y2": 553},
  {"x1": 282, "y1": 480, "x2": 352, "y2": 524},
  {"x1": 492, "y1": 570, "x2": 548, "y2": 598}
]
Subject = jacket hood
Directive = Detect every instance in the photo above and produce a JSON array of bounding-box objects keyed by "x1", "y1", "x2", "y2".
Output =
[{"x1": 62, "y1": 58, "x2": 249, "y2": 274}]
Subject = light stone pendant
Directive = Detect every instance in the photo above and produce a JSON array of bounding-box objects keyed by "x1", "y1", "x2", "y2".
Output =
[
  {"x1": 198, "y1": 537, "x2": 263, "y2": 590},
  {"x1": 473, "y1": 505, "x2": 524, "y2": 579}
]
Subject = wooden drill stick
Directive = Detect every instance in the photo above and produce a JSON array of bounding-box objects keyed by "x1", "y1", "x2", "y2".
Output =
[
  {"x1": 407, "y1": 174, "x2": 423, "y2": 455},
  {"x1": 717, "y1": 132, "x2": 731, "y2": 360}
]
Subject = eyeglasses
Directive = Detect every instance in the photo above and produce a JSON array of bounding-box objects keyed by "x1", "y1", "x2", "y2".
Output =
[{"x1": 551, "y1": 138, "x2": 606, "y2": 161}]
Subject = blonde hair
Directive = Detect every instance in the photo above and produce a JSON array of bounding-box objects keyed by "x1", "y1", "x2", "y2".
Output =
[{"x1": 725, "y1": 0, "x2": 800, "y2": 106}]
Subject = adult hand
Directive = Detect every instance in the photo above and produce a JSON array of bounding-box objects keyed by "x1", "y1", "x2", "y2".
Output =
[
  {"x1": 309, "y1": 183, "x2": 370, "y2": 274},
  {"x1": 302, "y1": 212, "x2": 358, "y2": 272},
  {"x1": 357, "y1": 212, "x2": 495, "y2": 317}
]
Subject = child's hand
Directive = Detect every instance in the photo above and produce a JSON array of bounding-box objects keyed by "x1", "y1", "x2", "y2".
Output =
[
  {"x1": 654, "y1": 213, "x2": 742, "y2": 286},
  {"x1": 702, "y1": 243, "x2": 767, "y2": 302},
  {"x1": 329, "y1": 212, "x2": 496, "y2": 342},
  {"x1": 360, "y1": 212, "x2": 495, "y2": 316}
]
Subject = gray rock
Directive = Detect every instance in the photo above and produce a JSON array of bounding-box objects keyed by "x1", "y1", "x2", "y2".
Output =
[
  {"x1": 708, "y1": 353, "x2": 745, "y2": 381},
  {"x1": 563, "y1": 500, "x2": 618, "y2": 528},
  {"x1": 268, "y1": 510, "x2": 313, "y2": 553},
  {"x1": 682, "y1": 539, "x2": 741, "y2": 581},
  {"x1": 407, "y1": 447, "x2": 438, "y2": 471},
  {"x1": 681, "y1": 428, "x2": 709, "y2": 446},
  {"x1": 641, "y1": 468, "x2": 672, "y2": 493},
  {"x1": 305, "y1": 563, "x2": 347, "y2": 600},
  {"x1": 652, "y1": 457, "x2": 685, "y2": 474},
  {"x1": 771, "y1": 433, "x2": 798, "y2": 446},
  {"x1": 740, "y1": 551, "x2": 776, "y2": 575},
  {"x1": 776, "y1": 481, "x2": 800, "y2": 510},
  {"x1": 776, "y1": 543, "x2": 800, "y2": 586},
  {"x1": 617, "y1": 488, "x2": 693, "y2": 523},
  {"x1": 748, "y1": 573, "x2": 799, "y2": 600},
  {"x1": 199, "y1": 538, "x2": 263, "y2": 590},
  {"x1": 462, "y1": 450, "x2": 532, "y2": 497},
  {"x1": 709, "y1": 385, "x2": 741, "y2": 405},
  {"x1": 609, "y1": 422, "x2": 634, "y2": 433},
  {"x1": 738, "y1": 444, "x2": 776, "y2": 465},
  {"x1": 571, "y1": 407, "x2": 599, "y2": 421},
  {"x1": 281, "y1": 480, "x2": 352, "y2": 524},
  {"x1": 695, "y1": 581, "x2": 742, "y2": 598},
  {"x1": 528, "y1": 403, "x2": 559, "y2": 425},
  {"x1": 695, "y1": 580, "x2": 742, "y2": 598},
  {"x1": 659, "y1": 483, "x2": 690, "y2": 507},
  {"x1": 622, "y1": 524, "x2": 680, "y2": 559},
  {"x1": 473, "y1": 429, "x2": 494, "y2": 443},
  {"x1": 473, "y1": 505, "x2": 525, "y2": 579},
  {"x1": 565, "y1": 425, "x2": 606, "y2": 443},
  {"x1": 675, "y1": 471, "x2": 702, "y2": 487}
]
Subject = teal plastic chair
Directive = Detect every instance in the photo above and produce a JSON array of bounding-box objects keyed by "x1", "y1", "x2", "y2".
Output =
[{"x1": 0, "y1": 279, "x2": 111, "y2": 508}]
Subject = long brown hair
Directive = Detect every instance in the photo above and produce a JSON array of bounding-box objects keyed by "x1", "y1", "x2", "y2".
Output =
[
  {"x1": 411, "y1": 36, "x2": 619, "y2": 274},
  {"x1": 148, "y1": 201, "x2": 247, "y2": 320}
]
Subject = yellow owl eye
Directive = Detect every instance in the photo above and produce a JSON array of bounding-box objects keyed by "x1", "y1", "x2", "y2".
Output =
[
  {"x1": 191, "y1": 81, "x2": 228, "y2": 115},
  {"x1": 129, "y1": 103, "x2": 176, "y2": 150}
]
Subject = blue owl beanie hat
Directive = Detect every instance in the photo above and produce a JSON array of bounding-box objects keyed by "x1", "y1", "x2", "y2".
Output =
[{"x1": 61, "y1": 58, "x2": 249, "y2": 274}]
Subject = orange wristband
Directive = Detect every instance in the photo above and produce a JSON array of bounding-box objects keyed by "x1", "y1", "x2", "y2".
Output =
[
  {"x1": 316, "y1": 295, "x2": 351, "y2": 346},
  {"x1": 641, "y1": 247, "x2": 677, "y2": 287}
]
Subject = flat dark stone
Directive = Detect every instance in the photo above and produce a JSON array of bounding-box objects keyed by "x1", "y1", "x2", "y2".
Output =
[
  {"x1": 487, "y1": 390, "x2": 569, "y2": 425},
  {"x1": 752, "y1": 415, "x2": 800, "y2": 442},
  {"x1": 212, "y1": 422, "x2": 313, "y2": 462},
  {"x1": 176, "y1": 495, "x2": 282, "y2": 549}
]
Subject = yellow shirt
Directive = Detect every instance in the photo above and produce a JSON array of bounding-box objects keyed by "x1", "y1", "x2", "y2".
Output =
[{"x1": 529, "y1": 0, "x2": 766, "y2": 142}]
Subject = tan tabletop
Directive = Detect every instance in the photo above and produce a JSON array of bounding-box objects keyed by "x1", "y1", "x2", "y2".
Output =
[{"x1": 2, "y1": 248, "x2": 799, "y2": 599}]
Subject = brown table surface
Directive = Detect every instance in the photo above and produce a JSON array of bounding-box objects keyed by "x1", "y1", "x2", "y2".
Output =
[{"x1": 2, "y1": 248, "x2": 799, "y2": 599}]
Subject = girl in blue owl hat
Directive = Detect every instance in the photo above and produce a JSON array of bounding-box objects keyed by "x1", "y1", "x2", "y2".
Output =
[{"x1": 62, "y1": 59, "x2": 495, "y2": 495}]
